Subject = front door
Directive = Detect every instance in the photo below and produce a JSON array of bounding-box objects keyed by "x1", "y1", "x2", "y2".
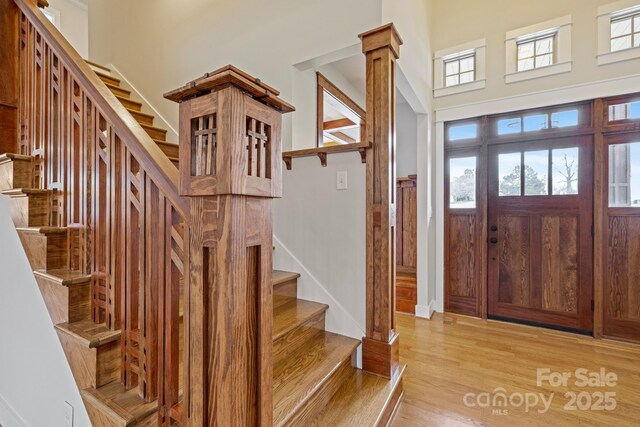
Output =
[{"x1": 487, "y1": 136, "x2": 593, "y2": 332}]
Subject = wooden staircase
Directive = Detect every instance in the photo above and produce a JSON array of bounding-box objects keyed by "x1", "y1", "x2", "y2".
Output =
[
  {"x1": 0, "y1": 152, "x2": 403, "y2": 425},
  {"x1": 85, "y1": 61, "x2": 179, "y2": 168}
]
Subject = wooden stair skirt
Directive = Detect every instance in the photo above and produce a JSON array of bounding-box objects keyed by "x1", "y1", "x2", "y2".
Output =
[{"x1": 0, "y1": 150, "x2": 403, "y2": 425}]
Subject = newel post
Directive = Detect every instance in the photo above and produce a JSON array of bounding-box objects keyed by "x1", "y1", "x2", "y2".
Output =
[
  {"x1": 360, "y1": 24, "x2": 403, "y2": 379},
  {"x1": 164, "y1": 66, "x2": 294, "y2": 426}
]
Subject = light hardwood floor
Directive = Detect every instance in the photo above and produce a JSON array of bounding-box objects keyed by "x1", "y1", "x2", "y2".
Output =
[{"x1": 392, "y1": 313, "x2": 640, "y2": 426}]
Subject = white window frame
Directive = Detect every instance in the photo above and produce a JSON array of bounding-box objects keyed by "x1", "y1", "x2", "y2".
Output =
[
  {"x1": 505, "y1": 15, "x2": 572, "y2": 84},
  {"x1": 516, "y1": 33, "x2": 556, "y2": 72},
  {"x1": 434, "y1": 39, "x2": 486, "y2": 98},
  {"x1": 443, "y1": 51, "x2": 476, "y2": 88},
  {"x1": 597, "y1": 1, "x2": 640, "y2": 65}
]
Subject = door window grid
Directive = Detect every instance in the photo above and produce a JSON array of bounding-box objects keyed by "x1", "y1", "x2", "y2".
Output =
[
  {"x1": 608, "y1": 100, "x2": 640, "y2": 121},
  {"x1": 498, "y1": 148, "x2": 580, "y2": 197},
  {"x1": 610, "y1": 11, "x2": 640, "y2": 52}
]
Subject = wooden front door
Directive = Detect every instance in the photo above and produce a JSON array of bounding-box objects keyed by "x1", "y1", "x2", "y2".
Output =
[{"x1": 487, "y1": 136, "x2": 594, "y2": 332}]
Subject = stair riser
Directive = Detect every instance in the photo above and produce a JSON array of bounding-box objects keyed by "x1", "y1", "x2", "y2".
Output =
[
  {"x1": 274, "y1": 278, "x2": 298, "y2": 299},
  {"x1": 35, "y1": 275, "x2": 90, "y2": 324},
  {"x1": 143, "y1": 127, "x2": 167, "y2": 141},
  {"x1": 5, "y1": 193, "x2": 49, "y2": 228},
  {"x1": 156, "y1": 143, "x2": 179, "y2": 159},
  {"x1": 18, "y1": 230, "x2": 67, "y2": 271},
  {"x1": 130, "y1": 111, "x2": 154, "y2": 126},
  {"x1": 280, "y1": 353, "x2": 357, "y2": 427},
  {"x1": 376, "y1": 379, "x2": 404, "y2": 427},
  {"x1": 273, "y1": 312, "x2": 325, "y2": 366},
  {"x1": 56, "y1": 331, "x2": 120, "y2": 390},
  {"x1": 0, "y1": 158, "x2": 32, "y2": 191}
]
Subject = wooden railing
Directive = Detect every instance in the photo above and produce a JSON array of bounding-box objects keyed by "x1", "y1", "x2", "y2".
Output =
[{"x1": 15, "y1": 0, "x2": 186, "y2": 422}]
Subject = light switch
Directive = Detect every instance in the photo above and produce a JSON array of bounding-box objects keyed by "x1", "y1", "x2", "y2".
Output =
[{"x1": 337, "y1": 171, "x2": 348, "y2": 190}]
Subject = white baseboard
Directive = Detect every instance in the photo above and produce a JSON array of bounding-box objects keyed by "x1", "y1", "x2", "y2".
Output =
[
  {"x1": 106, "y1": 64, "x2": 179, "y2": 142},
  {"x1": 415, "y1": 300, "x2": 436, "y2": 319},
  {"x1": 0, "y1": 394, "x2": 29, "y2": 427}
]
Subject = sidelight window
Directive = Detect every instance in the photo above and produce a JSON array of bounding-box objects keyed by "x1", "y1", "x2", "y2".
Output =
[
  {"x1": 609, "y1": 142, "x2": 640, "y2": 207},
  {"x1": 449, "y1": 157, "x2": 477, "y2": 208}
]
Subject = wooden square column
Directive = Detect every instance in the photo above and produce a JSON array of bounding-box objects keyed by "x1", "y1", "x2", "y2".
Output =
[
  {"x1": 0, "y1": 0, "x2": 20, "y2": 153},
  {"x1": 165, "y1": 66, "x2": 294, "y2": 426},
  {"x1": 360, "y1": 24, "x2": 403, "y2": 379}
]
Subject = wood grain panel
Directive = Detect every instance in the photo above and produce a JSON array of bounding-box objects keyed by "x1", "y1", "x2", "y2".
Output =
[
  {"x1": 447, "y1": 215, "x2": 477, "y2": 298},
  {"x1": 606, "y1": 216, "x2": 640, "y2": 321},
  {"x1": 498, "y1": 215, "x2": 530, "y2": 306},
  {"x1": 541, "y1": 216, "x2": 578, "y2": 313}
]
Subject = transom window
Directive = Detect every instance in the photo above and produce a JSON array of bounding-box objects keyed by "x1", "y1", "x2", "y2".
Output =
[
  {"x1": 610, "y1": 9, "x2": 640, "y2": 52},
  {"x1": 444, "y1": 51, "x2": 475, "y2": 87},
  {"x1": 517, "y1": 34, "x2": 555, "y2": 72},
  {"x1": 496, "y1": 109, "x2": 579, "y2": 136},
  {"x1": 609, "y1": 100, "x2": 640, "y2": 121}
]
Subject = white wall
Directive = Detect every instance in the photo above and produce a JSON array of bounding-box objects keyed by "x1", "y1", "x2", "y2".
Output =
[
  {"x1": 46, "y1": 0, "x2": 88, "y2": 59},
  {"x1": 272, "y1": 153, "x2": 367, "y2": 338},
  {"x1": 0, "y1": 198, "x2": 91, "y2": 427},
  {"x1": 89, "y1": 0, "x2": 383, "y2": 152},
  {"x1": 431, "y1": 0, "x2": 640, "y2": 110},
  {"x1": 397, "y1": 100, "x2": 418, "y2": 178}
]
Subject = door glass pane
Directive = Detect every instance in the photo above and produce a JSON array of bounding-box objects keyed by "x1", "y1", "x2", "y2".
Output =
[
  {"x1": 499, "y1": 152, "x2": 522, "y2": 196},
  {"x1": 609, "y1": 142, "x2": 640, "y2": 207},
  {"x1": 552, "y1": 147, "x2": 580, "y2": 195},
  {"x1": 523, "y1": 114, "x2": 549, "y2": 132},
  {"x1": 449, "y1": 157, "x2": 476, "y2": 208},
  {"x1": 524, "y1": 150, "x2": 549, "y2": 195},
  {"x1": 497, "y1": 118, "x2": 522, "y2": 135},
  {"x1": 448, "y1": 123, "x2": 478, "y2": 141}
]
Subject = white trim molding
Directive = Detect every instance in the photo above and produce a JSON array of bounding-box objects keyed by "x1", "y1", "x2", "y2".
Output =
[
  {"x1": 597, "y1": 1, "x2": 640, "y2": 65},
  {"x1": 415, "y1": 301, "x2": 436, "y2": 319},
  {"x1": 505, "y1": 15, "x2": 572, "y2": 84},
  {"x1": 0, "y1": 394, "x2": 29, "y2": 427},
  {"x1": 434, "y1": 39, "x2": 486, "y2": 97}
]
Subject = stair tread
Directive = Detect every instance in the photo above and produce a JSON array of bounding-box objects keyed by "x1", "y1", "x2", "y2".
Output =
[
  {"x1": 34, "y1": 269, "x2": 91, "y2": 286},
  {"x1": 141, "y1": 123, "x2": 168, "y2": 133},
  {"x1": 116, "y1": 94, "x2": 141, "y2": 107},
  {"x1": 273, "y1": 270, "x2": 300, "y2": 286},
  {"x1": 105, "y1": 81, "x2": 130, "y2": 95},
  {"x1": 81, "y1": 382, "x2": 157, "y2": 424},
  {"x1": 95, "y1": 70, "x2": 120, "y2": 85},
  {"x1": 85, "y1": 59, "x2": 111, "y2": 73},
  {"x1": 311, "y1": 364, "x2": 406, "y2": 426},
  {"x1": 55, "y1": 319, "x2": 121, "y2": 348},
  {"x1": 273, "y1": 330, "x2": 360, "y2": 426},
  {"x1": 0, "y1": 153, "x2": 32, "y2": 164},
  {"x1": 130, "y1": 109, "x2": 155, "y2": 119},
  {"x1": 2, "y1": 188, "x2": 49, "y2": 196},
  {"x1": 273, "y1": 297, "x2": 328, "y2": 341},
  {"x1": 16, "y1": 226, "x2": 67, "y2": 234}
]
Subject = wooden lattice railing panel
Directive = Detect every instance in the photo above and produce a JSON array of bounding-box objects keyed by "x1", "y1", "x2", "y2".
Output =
[{"x1": 16, "y1": 0, "x2": 187, "y2": 416}]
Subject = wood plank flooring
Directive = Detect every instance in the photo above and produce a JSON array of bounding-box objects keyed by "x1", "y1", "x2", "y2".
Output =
[{"x1": 392, "y1": 313, "x2": 640, "y2": 426}]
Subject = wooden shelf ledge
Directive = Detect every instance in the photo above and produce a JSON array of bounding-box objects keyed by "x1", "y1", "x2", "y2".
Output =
[{"x1": 282, "y1": 142, "x2": 369, "y2": 170}]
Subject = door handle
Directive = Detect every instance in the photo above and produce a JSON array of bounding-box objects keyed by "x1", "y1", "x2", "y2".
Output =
[{"x1": 489, "y1": 237, "x2": 498, "y2": 244}]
